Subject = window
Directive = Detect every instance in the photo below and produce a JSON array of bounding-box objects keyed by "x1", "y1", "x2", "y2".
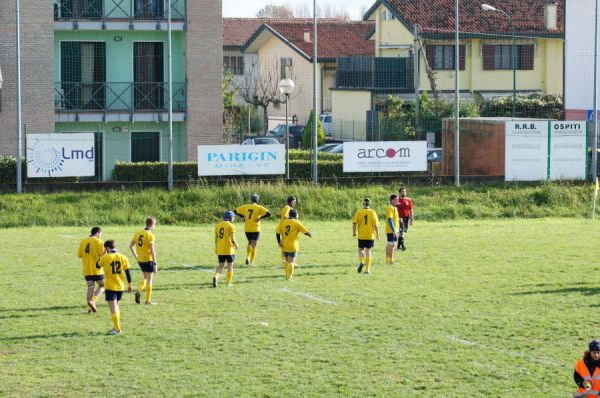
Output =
[
  {"x1": 134, "y1": 0, "x2": 164, "y2": 19},
  {"x1": 280, "y1": 57, "x2": 292, "y2": 79},
  {"x1": 133, "y1": 42, "x2": 164, "y2": 110},
  {"x1": 482, "y1": 45, "x2": 534, "y2": 70},
  {"x1": 131, "y1": 131, "x2": 160, "y2": 162},
  {"x1": 381, "y1": 9, "x2": 395, "y2": 21},
  {"x1": 223, "y1": 56, "x2": 244, "y2": 75},
  {"x1": 60, "y1": 41, "x2": 106, "y2": 110},
  {"x1": 426, "y1": 45, "x2": 465, "y2": 70},
  {"x1": 60, "y1": 0, "x2": 103, "y2": 19}
]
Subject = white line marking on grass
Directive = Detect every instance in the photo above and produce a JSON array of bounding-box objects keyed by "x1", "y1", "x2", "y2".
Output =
[
  {"x1": 279, "y1": 288, "x2": 338, "y2": 306},
  {"x1": 444, "y1": 334, "x2": 561, "y2": 367}
]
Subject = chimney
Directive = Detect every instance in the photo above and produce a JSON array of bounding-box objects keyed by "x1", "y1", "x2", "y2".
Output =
[
  {"x1": 544, "y1": 0, "x2": 557, "y2": 30},
  {"x1": 303, "y1": 29, "x2": 311, "y2": 43}
]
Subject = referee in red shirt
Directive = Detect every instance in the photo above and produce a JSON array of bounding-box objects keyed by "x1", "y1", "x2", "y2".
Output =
[{"x1": 396, "y1": 187, "x2": 414, "y2": 251}]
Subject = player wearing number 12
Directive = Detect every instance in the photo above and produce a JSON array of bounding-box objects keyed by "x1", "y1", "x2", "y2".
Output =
[
  {"x1": 129, "y1": 217, "x2": 157, "y2": 305},
  {"x1": 275, "y1": 210, "x2": 312, "y2": 280},
  {"x1": 234, "y1": 194, "x2": 271, "y2": 267},
  {"x1": 77, "y1": 226, "x2": 105, "y2": 313},
  {"x1": 96, "y1": 240, "x2": 132, "y2": 335},
  {"x1": 213, "y1": 211, "x2": 239, "y2": 288},
  {"x1": 352, "y1": 198, "x2": 379, "y2": 274}
]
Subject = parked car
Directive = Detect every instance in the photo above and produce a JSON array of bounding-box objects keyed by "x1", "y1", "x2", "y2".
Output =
[
  {"x1": 327, "y1": 143, "x2": 343, "y2": 154},
  {"x1": 241, "y1": 137, "x2": 280, "y2": 145},
  {"x1": 266, "y1": 124, "x2": 305, "y2": 148},
  {"x1": 427, "y1": 148, "x2": 442, "y2": 163},
  {"x1": 319, "y1": 113, "x2": 333, "y2": 137},
  {"x1": 317, "y1": 143, "x2": 340, "y2": 152}
]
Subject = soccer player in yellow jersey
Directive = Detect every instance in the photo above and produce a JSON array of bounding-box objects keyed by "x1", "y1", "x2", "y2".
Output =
[
  {"x1": 96, "y1": 240, "x2": 132, "y2": 335},
  {"x1": 77, "y1": 226, "x2": 105, "y2": 313},
  {"x1": 277, "y1": 196, "x2": 296, "y2": 262},
  {"x1": 352, "y1": 198, "x2": 379, "y2": 274},
  {"x1": 213, "y1": 211, "x2": 239, "y2": 288},
  {"x1": 275, "y1": 209, "x2": 312, "y2": 280},
  {"x1": 234, "y1": 194, "x2": 271, "y2": 267},
  {"x1": 385, "y1": 195, "x2": 400, "y2": 264},
  {"x1": 129, "y1": 217, "x2": 157, "y2": 305}
]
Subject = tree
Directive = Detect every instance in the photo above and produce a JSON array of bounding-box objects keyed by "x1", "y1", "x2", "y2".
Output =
[
  {"x1": 223, "y1": 68, "x2": 239, "y2": 143},
  {"x1": 256, "y1": 4, "x2": 293, "y2": 18},
  {"x1": 301, "y1": 110, "x2": 326, "y2": 149},
  {"x1": 237, "y1": 59, "x2": 298, "y2": 134}
]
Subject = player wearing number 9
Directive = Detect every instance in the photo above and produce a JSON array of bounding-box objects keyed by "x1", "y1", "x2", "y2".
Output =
[
  {"x1": 96, "y1": 240, "x2": 132, "y2": 335},
  {"x1": 213, "y1": 211, "x2": 239, "y2": 288}
]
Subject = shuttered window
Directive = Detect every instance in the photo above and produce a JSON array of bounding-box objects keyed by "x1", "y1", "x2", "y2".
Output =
[
  {"x1": 482, "y1": 44, "x2": 534, "y2": 70},
  {"x1": 426, "y1": 45, "x2": 465, "y2": 70}
]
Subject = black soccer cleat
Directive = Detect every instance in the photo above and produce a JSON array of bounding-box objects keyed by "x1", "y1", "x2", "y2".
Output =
[
  {"x1": 212, "y1": 277, "x2": 218, "y2": 288},
  {"x1": 245, "y1": 259, "x2": 250, "y2": 265},
  {"x1": 134, "y1": 291, "x2": 141, "y2": 304},
  {"x1": 401, "y1": 242, "x2": 407, "y2": 251},
  {"x1": 357, "y1": 263, "x2": 364, "y2": 273}
]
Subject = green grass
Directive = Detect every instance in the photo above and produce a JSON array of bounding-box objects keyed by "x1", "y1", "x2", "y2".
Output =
[{"x1": 1, "y1": 219, "x2": 598, "y2": 396}]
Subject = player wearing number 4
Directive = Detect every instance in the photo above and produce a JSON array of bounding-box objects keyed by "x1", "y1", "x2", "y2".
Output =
[
  {"x1": 213, "y1": 211, "x2": 239, "y2": 287},
  {"x1": 276, "y1": 209, "x2": 312, "y2": 280},
  {"x1": 234, "y1": 194, "x2": 271, "y2": 267},
  {"x1": 77, "y1": 226, "x2": 106, "y2": 313},
  {"x1": 129, "y1": 217, "x2": 157, "y2": 305},
  {"x1": 352, "y1": 199, "x2": 379, "y2": 274},
  {"x1": 96, "y1": 240, "x2": 132, "y2": 335}
]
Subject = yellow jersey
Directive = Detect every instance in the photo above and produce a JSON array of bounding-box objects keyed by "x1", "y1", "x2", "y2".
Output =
[
  {"x1": 352, "y1": 208, "x2": 379, "y2": 240},
  {"x1": 132, "y1": 229, "x2": 155, "y2": 262},
  {"x1": 96, "y1": 251, "x2": 130, "y2": 291},
  {"x1": 77, "y1": 236, "x2": 105, "y2": 276},
  {"x1": 235, "y1": 204, "x2": 269, "y2": 232},
  {"x1": 276, "y1": 219, "x2": 309, "y2": 253},
  {"x1": 385, "y1": 204, "x2": 399, "y2": 234},
  {"x1": 215, "y1": 221, "x2": 236, "y2": 255},
  {"x1": 280, "y1": 204, "x2": 293, "y2": 221}
]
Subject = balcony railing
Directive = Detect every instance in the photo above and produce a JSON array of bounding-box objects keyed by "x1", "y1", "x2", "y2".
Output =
[
  {"x1": 53, "y1": 0, "x2": 186, "y2": 21},
  {"x1": 335, "y1": 56, "x2": 414, "y2": 92},
  {"x1": 55, "y1": 82, "x2": 186, "y2": 113}
]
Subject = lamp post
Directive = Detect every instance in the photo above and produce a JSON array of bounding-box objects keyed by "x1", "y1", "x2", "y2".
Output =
[
  {"x1": 482, "y1": 3, "x2": 516, "y2": 118},
  {"x1": 278, "y1": 78, "x2": 295, "y2": 180}
]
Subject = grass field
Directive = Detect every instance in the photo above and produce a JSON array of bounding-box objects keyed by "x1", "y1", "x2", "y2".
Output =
[{"x1": 1, "y1": 219, "x2": 599, "y2": 397}]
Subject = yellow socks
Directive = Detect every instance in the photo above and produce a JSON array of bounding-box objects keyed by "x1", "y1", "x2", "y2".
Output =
[
  {"x1": 359, "y1": 255, "x2": 365, "y2": 264},
  {"x1": 288, "y1": 262, "x2": 295, "y2": 280},
  {"x1": 111, "y1": 311, "x2": 121, "y2": 332},
  {"x1": 146, "y1": 284, "x2": 153, "y2": 303},
  {"x1": 246, "y1": 246, "x2": 252, "y2": 262},
  {"x1": 249, "y1": 247, "x2": 257, "y2": 264},
  {"x1": 138, "y1": 279, "x2": 147, "y2": 293},
  {"x1": 226, "y1": 271, "x2": 234, "y2": 285},
  {"x1": 284, "y1": 262, "x2": 290, "y2": 279},
  {"x1": 91, "y1": 295, "x2": 98, "y2": 302},
  {"x1": 365, "y1": 257, "x2": 372, "y2": 272}
]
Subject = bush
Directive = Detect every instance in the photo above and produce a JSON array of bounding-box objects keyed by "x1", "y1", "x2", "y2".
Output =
[{"x1": 478, "y1": 93, "x2": 563, "y2": 119}]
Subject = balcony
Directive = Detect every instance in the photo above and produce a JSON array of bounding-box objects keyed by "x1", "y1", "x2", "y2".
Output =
[
  {"x1": 335, "y1": 56, "x2": 414, "y2": 92},
  {"x1": 54, "y1": 0, "x2": 186, "y2": 30},
  {"x1": 55, "y1": 81, "x2": 186, "y2": 122}
]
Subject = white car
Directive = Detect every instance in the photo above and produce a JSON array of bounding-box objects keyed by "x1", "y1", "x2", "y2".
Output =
[{"x1": 319, "y1": 113, "x2": 333, "y2": 137}]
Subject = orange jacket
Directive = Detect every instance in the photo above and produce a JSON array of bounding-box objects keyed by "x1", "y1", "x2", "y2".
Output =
[{"x1": 575, "y1": 357, "x2": 600, "y2": 397}]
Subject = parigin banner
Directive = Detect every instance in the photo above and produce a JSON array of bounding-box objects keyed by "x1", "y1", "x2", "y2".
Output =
[
  {"x1": 197, "y1": 144, "x2": 285, "y2": 176},
  {"x1": 26, "y1": 133, "x2": 95, "y2": 177},
  {"x1": 343, "y1": 141, "x2": 427, "y2": 172}
]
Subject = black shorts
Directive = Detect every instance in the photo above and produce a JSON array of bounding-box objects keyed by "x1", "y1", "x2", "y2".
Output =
[
  {"x1": 218, "y1": 255, "x2": 235, "y2": 263},
  {"x1": 105, "y1": 290, "x2": 123, "y2": 302},
  {"x1": 400, "y1": 217, "x2": 410, "y2": 233},
  {"x1": 84, "y1": 275, "x2": 105, "y2": 282},
  {"x1": 283, "y1": 252, "x2": 297, "y2": 258},
  {"x1": 387, "y1": 233, "x2": 397, "y2": 243},
  {"x1": 358, "y1": 239, "x2": 375, "y2": 249},
  {"x1": 138, "y1": 261, "x2": 156, "y2": 273},
  {"x1": 245, "y1": 232, "x2": 260, "y2": 241}
]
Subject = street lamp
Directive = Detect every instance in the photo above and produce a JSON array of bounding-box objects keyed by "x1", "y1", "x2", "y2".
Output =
[
  {"x1": 278, "y1": 77, "x2": 295, "y2": 180},
  {"x1": 482, "y1": 3, "x2": 516, "y2": 118}
]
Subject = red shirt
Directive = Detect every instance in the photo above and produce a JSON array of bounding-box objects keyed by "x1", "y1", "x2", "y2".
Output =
[{"x1": 396, "y1": 197, "x2": 413, "y2": 218}]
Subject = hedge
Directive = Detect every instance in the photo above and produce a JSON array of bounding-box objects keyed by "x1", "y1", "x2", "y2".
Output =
[{"x1": 0, "y1": 156, "x2": 78, "y2": 184}]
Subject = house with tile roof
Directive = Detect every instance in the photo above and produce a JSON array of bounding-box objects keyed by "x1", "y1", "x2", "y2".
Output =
[{"x1": 329, "y1": 0, "x2": 564, "y2": 140}]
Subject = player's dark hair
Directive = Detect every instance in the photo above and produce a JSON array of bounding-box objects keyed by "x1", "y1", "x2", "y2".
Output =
[
  {"x1": 287, "y1": 196, "x2": 296, "y2": 205},
  {"x1": 251, "y1": 194, "x2": 260, "y2": 203},
  {"x1": 399, "y1": 187, "x2": 406, "y2": 192},
  {"x1": 363, "y1": 198, "x2": 371, "y2": 207},
  {"x1": 146, "y1": 217, "x2": 156, "y2": 227},
  {"x1": 390, "y1": 194, "x2": 398, "y2": 201},
  {"x1": 90, "y1": 226, "x2": 101, "y2": 235},
  {"x1": 104, "y1": 240, "x2": 115, "y2": 249},
  {"x1": 289, "y1": 209, "x2": 298, "y2": 219}
]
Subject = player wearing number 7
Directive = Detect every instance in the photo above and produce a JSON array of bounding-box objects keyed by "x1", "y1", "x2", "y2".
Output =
[
  {"x1": 352, "y1": 198, "x2": 379, "y2": 274},
  {"x1": 96, "y1": 240, "x2": 132, "y2": 335},
  {"x1": 129, "y1": 217, "x2": 157, "y2": 305},
  {"x1": 234, "y1": 194, "x2": 271, "y2": 267},
  {"x1": 77, "y1": 226, "x2": 106, "y2": 313}
]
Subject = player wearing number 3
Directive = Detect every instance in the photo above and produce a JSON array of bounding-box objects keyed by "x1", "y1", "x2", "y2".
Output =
[
  {"x1": 352, "y1": 198, "x2": 379, "y2": 274},
  {"x1": 275, "y1": 210, "x2": 312, "y2": 280},
  {"x1": 77, "y1": 226, "x2": 106, "y2": 313},
  {"x1": 96, "y1": 240, "x2": 132, "y2": 335},
  {"x1": 129, "y1": 217, "x2": 157, "y2": 305},
  {"x1": 235, "y1": 194, "x2": 271, "y2": 267}
]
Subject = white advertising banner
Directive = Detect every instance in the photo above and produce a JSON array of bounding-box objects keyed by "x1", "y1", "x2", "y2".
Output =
[
  {"x1": 505, "y1": 121, "x2": 549, "y2": 181},
  {"x1": 197, "y1": 144, "x2": 285, "y2": 176},
  {"x1": 343, "y1": 141, "x2": 427, "y2": 172},
  {"x1": 26, "y1": 133, "x2": 95, "y2": 177},
  {"x1": 550, "y1": 121, "x2": 587, "y2": 180}
]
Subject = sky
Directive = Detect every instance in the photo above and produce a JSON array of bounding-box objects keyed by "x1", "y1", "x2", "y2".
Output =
[{"x1": 222, "y1": 0, "x2": 373, "y2": 20}]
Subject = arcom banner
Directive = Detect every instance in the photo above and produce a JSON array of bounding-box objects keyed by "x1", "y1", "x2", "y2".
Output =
[
  {"x1": 549, "y1": 121, "x2": 586, "y2": 180},
  {"x1": 505, "y1": 121, "x2": 548, "y2": 181},
  {"x1": 26, "y1": 133, "x2": 95, "y2": 177},
  {"x1": 198, "y1": 144, "x2": 285, "y2": 176},
  {"x1": 343, "y1": 141, "x2": 427, "y2": 172}
]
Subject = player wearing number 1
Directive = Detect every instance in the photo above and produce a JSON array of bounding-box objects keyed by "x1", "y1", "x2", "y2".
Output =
[
  {"x1": 213, "y1": 211, "x2": 239, "y2": 287},
  {"x1": 234, "y1": 194, "x2": 271, "y2": 267},
  {"x1": 352, "y1": 198, "x2": 379, "y2": 274},
  {"x1": 129, "y1": 217, "x2": 157, "y2": 305},
  {"x1": 77, "y1": 226, "x2": 105, "y2": 313},
  {"x1": 96, "y1": 240, "x2": 132, "y2": 335}
]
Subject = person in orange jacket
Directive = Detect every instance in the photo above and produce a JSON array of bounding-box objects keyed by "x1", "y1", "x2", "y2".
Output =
[{"x1": 574, "y1": 340, "x2": 600, "y2": 397}]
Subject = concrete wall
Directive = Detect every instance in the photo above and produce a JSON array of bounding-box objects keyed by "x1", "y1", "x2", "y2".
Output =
[
  {"x1": 0, "y1": 0, "x2": 54, "y2": 156},
  {"x1": 331, "y1": 90, "x2": 371, "y2": 141}
]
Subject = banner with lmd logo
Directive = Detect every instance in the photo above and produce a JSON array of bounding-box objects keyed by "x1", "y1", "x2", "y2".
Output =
[
  {"x1": 343, "y1": 141, "x2": 427, "y2": 172},
  {"x1": 26, "y1": 133, "x2": 95, "y2": 177}
]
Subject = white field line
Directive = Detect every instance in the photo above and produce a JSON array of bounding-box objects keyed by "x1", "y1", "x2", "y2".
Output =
[
  {"x1": 279, "y1": 287, "x2": 338, "y2": 306},
  {"x1": 444, "y1": 334, "x2": 561, "y2": 367}
]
